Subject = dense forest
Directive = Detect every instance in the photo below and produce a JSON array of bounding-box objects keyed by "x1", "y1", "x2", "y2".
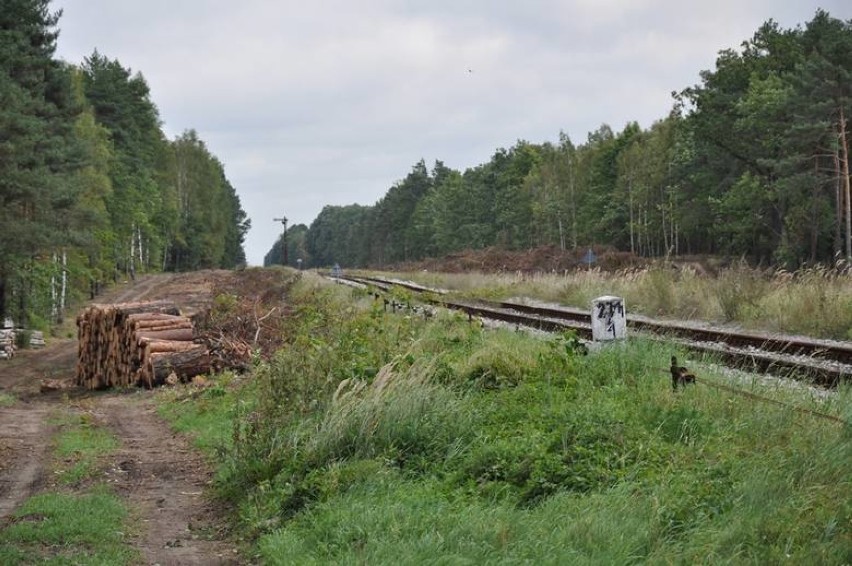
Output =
[
  {"x1": 266, "y1": 10, "x2": 851, "y2": 270},
  {"x1": 1, "y1": 1, "x2": 249, "y2": 327}
]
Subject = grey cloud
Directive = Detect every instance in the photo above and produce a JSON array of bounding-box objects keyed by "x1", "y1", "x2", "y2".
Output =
[{"x1": 52, "y1": 0, "x2": 852, "y2": 264}]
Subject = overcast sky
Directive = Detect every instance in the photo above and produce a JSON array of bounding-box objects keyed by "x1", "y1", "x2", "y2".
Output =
[{"x1": 51, "y1": 1, "x2": 850, "y2": 265}]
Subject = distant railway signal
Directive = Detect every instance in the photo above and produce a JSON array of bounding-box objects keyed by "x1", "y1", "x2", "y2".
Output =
[{"x1": 273, "y1": 215, "x2": 288, "y2": 266}]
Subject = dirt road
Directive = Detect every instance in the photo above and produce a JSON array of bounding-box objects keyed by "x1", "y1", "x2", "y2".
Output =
[{"x1": 0, "y1": 272, "x2": 243, "y2": 565}]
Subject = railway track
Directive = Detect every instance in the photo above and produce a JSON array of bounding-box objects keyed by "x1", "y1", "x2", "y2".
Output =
[{"x1": 339, "y1": 274, "x2": 852, "y2": 387}]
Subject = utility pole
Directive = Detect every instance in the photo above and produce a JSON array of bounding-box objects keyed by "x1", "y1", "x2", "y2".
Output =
[{"x1": 273, "y1": 215, "x2": 288, "y2": 266}]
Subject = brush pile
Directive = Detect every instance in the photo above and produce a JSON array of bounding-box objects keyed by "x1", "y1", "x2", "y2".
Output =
[
  {"x1": 75, "y1": 301, "x2": 210, "y2": 389},
  {"x1": 192, "y1": 269, "x2": 299, "y2": 372}
]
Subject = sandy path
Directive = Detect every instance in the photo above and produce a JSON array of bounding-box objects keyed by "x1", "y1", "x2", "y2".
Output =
[
  {"x1": 98, "y1": 395, "x2": 240, "y2": 565},
  {"x1": 0, "y1": 272, "x2": 245, "y2": 564},
  {"x1": 0, "y1": 403, "x2": 51, "y2": 523}
]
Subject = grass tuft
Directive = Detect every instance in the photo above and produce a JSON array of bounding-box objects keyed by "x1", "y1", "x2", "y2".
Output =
[
  {"x1": 156, "y1": 372, "x2": 242, "y2": 458},
  {"x1": 53, "y1": 414, "x2": 119, "y2": 484},
  {"x1": 0, "y1": 487, "x2": 138, "y2": 565}
]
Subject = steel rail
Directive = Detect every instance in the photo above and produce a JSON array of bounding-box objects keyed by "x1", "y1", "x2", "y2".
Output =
[
  {"x1": 339, "y1": 275, "x2": 851, "y2": 386},
  {"x1": 693, "y1": 376, "x2": 848, "y2": 425}
]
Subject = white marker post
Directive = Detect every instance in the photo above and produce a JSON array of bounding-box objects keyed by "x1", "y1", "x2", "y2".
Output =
[{"x1": 591, "y1": 296, "x2": 626, "y2": 341}]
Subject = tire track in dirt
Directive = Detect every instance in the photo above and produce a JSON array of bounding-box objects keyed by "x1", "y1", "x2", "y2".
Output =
[
  {"x1": 97, "y1": 382, "x2": 241, "y2": 565},
  {"x1": 0, "y1": 271, "x2": 244, "y2": 563},
  {"x1": 109, "y1": 274, "x2": 173, "y2": 304},
  {"x1": 0, "y1": 341, "x2": 77, "y2": 397},
  {"x1": 0, "y1": 403, "x2": 52, "y2": 523}
]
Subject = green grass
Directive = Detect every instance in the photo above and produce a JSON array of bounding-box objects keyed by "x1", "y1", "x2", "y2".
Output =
[
  {"x1": 258, "y1": 476, "x2": 657, "y2": 565},
  {"x1": 53, "y1": 414, "x2": 119, "y2": 484},
  {"x1": 156, "y1": 375, "x2": 242, "y2": 458},
  {"x1": 156, "y1": 276, "x2": 852, "y2": 563},
  {"x1": 0, "y1": 487, "x2": 139, "y2": 565},
  {"x1": 0, "y1": 407, "x2": 135, "y2": 563},
  {"x1": 0, "y1": 392, "x2": 15, "y2": 407},
  {"x1": 249, "y1": 334, "x2": 851, "y2": 563}
]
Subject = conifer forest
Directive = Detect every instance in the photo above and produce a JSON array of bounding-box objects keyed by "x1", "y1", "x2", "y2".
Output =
[
  {"x1": 266, "y1": 10, "x2": 852, "y2": 272},
  {"x1": 1, "y1": 1, "x2": 249, "y2": 327}
]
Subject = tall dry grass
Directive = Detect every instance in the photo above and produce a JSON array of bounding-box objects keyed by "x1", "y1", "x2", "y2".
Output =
[{"x1": 389, "y1": 263, "x2": 852, "y2": 339}]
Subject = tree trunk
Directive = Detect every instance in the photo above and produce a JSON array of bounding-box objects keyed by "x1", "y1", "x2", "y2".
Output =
[
  {"x1": 839, "y1": 107, "x2": 851, "y2": 261},
  {"x1": 17, "y1": 269, "x2": 27, "y2": 328},
  {"x1": 0, "y1": 272, "x2": 6, "y2": 322},
  {"x1": 628, "y1": 178, "x2": 635, "y2": 254},
  {"x1": 136, "y1": 225, "x2": 144, "y2": 273},
  {"x1": 136, "y1": 327, "x2": 193, "y2": 342},
  {"x1": 669, "y1": 198, "x2": 676, "y2": 256},
  {"x1": 660, "y1": 186, "x2": 669, "y2": 255},
  {"x1": 128, "y1": 226, "x2": 134, "y2": 278},
  {"x1": 557, "y1": 216, "x2": 565, "y2": 251},
  {"x1": 811, "y1": 157, "x2": 820, "y2": 263},
  {"x1": 835, "y1": 148, "x2": 843, "y2": 257},
  {"x1": 569, "y1": 178, "x2": 577, "y2": 249},
  {"x1": 60, "y1": 250, "x2": 66, "y2": 323},
  {"x1": 644, "y1": 207, "x2": 651, "y2": 256},
  {"x1": 51, "y1": 253, "x2": 57, "y2": 322},
  {"x1": 146, "y1": 347, "x2": 210, "y2": 385},
  {"x1": 130, "y1": 315, "x2": 191, "y2": 331}
]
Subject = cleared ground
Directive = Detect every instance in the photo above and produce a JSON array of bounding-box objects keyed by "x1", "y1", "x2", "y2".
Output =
[{"x1": 0, "y1": 271, "x2": 243, "y2": 565}]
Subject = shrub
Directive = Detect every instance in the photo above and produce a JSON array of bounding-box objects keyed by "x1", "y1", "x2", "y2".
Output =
[
  {"x1": 459, "y1": 346, "x2": 528, "y2": 389},
  {"x1": 14, "y1": 329, "x2": 31, "y2": 349},
  {"x1": 715, "y1": 264, "x2": 768, "y2": 321}
]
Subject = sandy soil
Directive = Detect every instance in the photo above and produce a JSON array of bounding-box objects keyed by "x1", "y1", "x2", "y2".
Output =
[
  {"x1": 0, "y1": 404, "x2": 51, "y2": 522},
  {"x1": 0, "y1": 271, "x2": 245, "y2": 565},
  {"x1": 98, "y1": 394, "x2": 240, "y2": 565}
]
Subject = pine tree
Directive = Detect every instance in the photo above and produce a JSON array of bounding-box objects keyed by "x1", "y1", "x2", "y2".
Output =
[{"x1": 0, "y1": 1, "x2": 81, "y2": 323}]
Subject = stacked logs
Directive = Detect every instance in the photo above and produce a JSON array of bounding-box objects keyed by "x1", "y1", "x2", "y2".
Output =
[
  {"x1": 76, "y1": 301, "x2": 210, "y2": 389},
  {"x1": 0, "y1": 329, "x2": 15, "y2": 359},
  {"x1": 29, "y1": 330, "x2": 45, "y2": 348}
]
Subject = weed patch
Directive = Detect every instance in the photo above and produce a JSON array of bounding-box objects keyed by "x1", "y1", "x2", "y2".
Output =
[
  {"x1": 156, "y1": 373, "x2": 244, "y2": 458},
  {"x1": 53, "y1": 413, "x2": 119, "y2": 485}
]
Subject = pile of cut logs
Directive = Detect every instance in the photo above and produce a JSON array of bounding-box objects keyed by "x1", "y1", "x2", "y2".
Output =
[
  {"x1": 0, "y1": 329, "x2": 15, "y2": 360},
  {"x1": 29, "y1": 330, "x2": 45, "y2": 348},
  {"x1": 76, "y1": 301, "x2": 210, "y2": 389}
]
